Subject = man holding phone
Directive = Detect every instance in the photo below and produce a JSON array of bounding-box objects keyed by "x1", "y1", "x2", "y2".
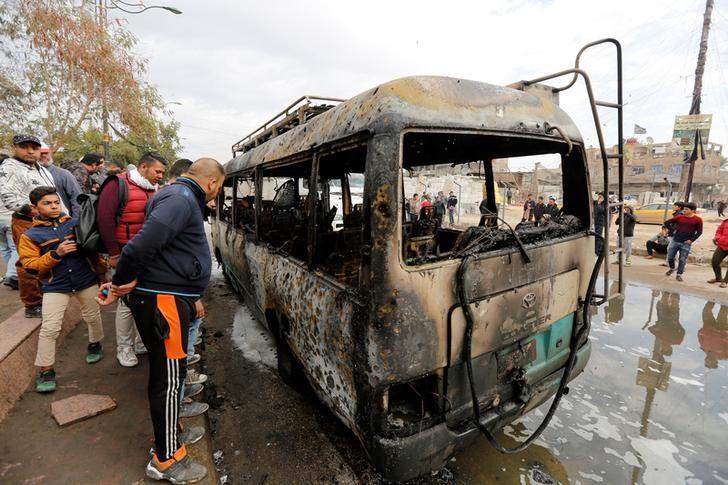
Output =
[
  {"x1": 17, "y1": 187, "x2": 106, "y2": 393},
  {"x1": 97, "y1": 158, "x2": 224, "y2": 484}
]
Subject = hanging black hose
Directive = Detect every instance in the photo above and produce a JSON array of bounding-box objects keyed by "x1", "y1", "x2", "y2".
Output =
[{"x1": 456, "y1": 233, "x2": 604, "y2": 453}]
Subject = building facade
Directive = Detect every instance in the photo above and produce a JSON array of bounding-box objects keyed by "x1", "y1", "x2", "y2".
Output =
[{"x1": 586, "y1": 140, "x2": 725, "y2": 203}]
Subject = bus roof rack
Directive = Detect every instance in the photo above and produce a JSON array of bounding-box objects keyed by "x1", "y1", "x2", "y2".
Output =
[{"x1": 231, "y1": 95, "x2": 346, "y2": 156}]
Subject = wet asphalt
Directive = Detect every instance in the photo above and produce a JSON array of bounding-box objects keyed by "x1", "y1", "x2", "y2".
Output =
[{"x1": 203, "y1": 271, "x2": 728, "y2": 484}]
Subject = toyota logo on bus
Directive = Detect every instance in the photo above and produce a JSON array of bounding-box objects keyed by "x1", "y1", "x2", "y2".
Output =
[{"x1": 522, "y1": 292, "x2": 537, "y2": 309}]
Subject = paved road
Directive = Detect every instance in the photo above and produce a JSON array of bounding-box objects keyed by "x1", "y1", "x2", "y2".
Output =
[{"x1": 204, "y1": 267, "x2": 728, "y2": 484}]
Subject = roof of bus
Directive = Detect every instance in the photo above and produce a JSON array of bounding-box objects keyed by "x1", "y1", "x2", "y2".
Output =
[{"x1": 225, "y1": 75, "x2": 584, "y2": 174}]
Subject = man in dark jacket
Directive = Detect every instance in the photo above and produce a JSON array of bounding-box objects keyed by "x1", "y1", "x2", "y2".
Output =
[
  {"x1": 533, "y1": 196, "x2": 546, "y2": 226},
  {"x1": 68, "y1": 153, "x2": 105, "y2": 194},
  {"x1": 616, "y1": 206, "x2": 637, "y2": 266},
  {"x1": 544, "y1": 196, "x2": 562, "y2": 220},
  {"x1": 593, "y1": 193, "x2": 607, "y2": 256},
  {"x1": 97, "y1": 158, "x2": 224, "y2": 484},
  {"x1": 38, "y1": 149, "x2": 81, "y2": 217},
  {"x1": 521, "y1": 194, "x2": 535, "y2": 222},
  {"x1": 446, "y1": 191, "x2": 457, "y2": 225}
]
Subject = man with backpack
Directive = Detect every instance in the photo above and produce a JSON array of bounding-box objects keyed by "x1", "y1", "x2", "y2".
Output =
[{"x1": 96, "y1": 152, "x2": 167, "y2": 367}]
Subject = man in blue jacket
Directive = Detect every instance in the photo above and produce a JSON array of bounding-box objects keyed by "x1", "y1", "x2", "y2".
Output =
[{"x1": 98, "y1": 158, "x2": 224, "y2": 484}]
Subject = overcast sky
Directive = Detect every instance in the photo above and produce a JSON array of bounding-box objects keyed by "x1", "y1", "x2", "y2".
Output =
[{"x1": 118, "y1": 0, "x2": 728, "y2": 167}]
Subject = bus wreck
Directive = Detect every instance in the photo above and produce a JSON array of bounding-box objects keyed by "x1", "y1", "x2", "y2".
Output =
[{"x1": 212, "y1": 40, "x2": 621, "y2": 481}]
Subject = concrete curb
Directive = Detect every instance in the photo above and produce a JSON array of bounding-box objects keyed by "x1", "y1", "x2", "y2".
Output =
[
  {"x1": 183, "y1": 410, "x2": 220, "y2": 485},
  {"x1": 0, "y1": 301, "x2": 80, "y2": 423},
  {"x1": 609, "y1": 244, "x2": 728, "y2": 266}
]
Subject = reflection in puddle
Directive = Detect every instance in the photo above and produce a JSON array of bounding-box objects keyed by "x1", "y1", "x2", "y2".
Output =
[
  {"x1": 230, "y1": 306, "x2": 277, "y2": 369},
  {"x1": 450, "y1": 284, "x2": 728, "y2": 484}
]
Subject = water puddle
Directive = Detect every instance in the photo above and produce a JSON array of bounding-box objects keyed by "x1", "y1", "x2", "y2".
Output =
[
  {"x1": 230, "y1": 305, "x2": 277, "y2": 369},
  {"x1": 450, "y1": 283, "x2": 728, "y2": 484}
]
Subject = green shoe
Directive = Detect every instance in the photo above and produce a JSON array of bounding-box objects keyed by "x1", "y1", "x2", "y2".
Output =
[
  {"x1": 36, "y1": 370, "x2": 57, "y2": 393},
  {"x1": 86, "y1": 342, "x2": 103, "y2": 364}
]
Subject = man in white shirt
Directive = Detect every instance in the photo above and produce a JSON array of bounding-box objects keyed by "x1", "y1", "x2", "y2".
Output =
[{"x1": 0, "y1": 134, "x2": 65, "y2": 317}]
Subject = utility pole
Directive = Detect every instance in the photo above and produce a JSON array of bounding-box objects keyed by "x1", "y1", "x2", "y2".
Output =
[
  {"x1": 96, "y1": 0, "x2": 110, "y2": 161},
  {"x1": 682, "y1": 0, "x2": 713, "y2": 202}
]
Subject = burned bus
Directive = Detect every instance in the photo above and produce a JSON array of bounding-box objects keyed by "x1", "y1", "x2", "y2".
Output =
[{"x1": 212, "y1": 40, "x2": 622, "y2": 481}]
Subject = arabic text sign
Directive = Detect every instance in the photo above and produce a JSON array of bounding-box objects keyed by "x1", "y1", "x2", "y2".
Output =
[{"x1": 672, "y1": 114, "x2": 711, "y2": 146}]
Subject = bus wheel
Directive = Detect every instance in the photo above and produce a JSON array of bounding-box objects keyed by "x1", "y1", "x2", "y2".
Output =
[
  {"x1": 276, "y1": 337, "x2": 311, "y2": 394},
  {"x1": 221, "y1": 262, "x2": 231, "y2": 284}
]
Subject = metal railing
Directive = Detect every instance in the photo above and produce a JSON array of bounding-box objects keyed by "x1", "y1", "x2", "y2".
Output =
[
  {"x1": 522, "y1": 38, "x2": 624, "y2": 305},
  {"x1": 231, "y1": 95, "x2": 346, "y2": 156}
]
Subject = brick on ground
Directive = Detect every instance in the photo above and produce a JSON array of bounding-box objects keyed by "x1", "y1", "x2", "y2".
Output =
[{"x1": 51, "y1": 394, "x2": 116, "y2": 427}]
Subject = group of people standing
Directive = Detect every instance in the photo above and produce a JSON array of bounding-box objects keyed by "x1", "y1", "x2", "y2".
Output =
[
  {"x1": 407, "y1": 190, "x2": 458, "y2": 225},
  {"x1": 520, "y1": 193, "x2": 562, "y2": 225},
  {"x1": 592, "y1": 194, "x2": 728, "y2": 286},
  {"x1": 0, "y1": 133, "x2": 224, "y2": 483}
]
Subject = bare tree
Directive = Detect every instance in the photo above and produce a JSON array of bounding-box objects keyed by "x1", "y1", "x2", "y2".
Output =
[{"x1": 0, "y1": 0, "x2": 178, "y2": 157}]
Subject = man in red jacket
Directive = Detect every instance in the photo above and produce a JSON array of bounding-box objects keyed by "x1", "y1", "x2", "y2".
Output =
[
  {"x1": 664, "y1": 202, "x2": 703, "y2": 282},
  {"x1": 96, "y1": 152, "x2": 167, "y2": 367},
  {"x1": 708, "y1": 217, "x2": 728, "y2": 288}
]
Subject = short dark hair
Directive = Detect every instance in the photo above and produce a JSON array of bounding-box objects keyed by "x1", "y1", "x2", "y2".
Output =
[
  {"x1": 81, "y1": 153, "x2": 103, "y2": 166},
  {"x1": 29, "y1": 186, "x2": 58, "y2": 205},
  {"x1": 684, "y1": 202, "x2": 697, "y2": 211},
  {"x1": 169, "y1": 158, "x2": 193, "y2": 179},
  {"x1": 139, "y1": 151, "x2": 168, "y2": 167}
]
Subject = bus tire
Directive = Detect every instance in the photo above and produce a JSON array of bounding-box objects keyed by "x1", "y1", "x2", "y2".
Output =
[{"x1": 276, "y1": 337, "x2": 310, "y2": 394}]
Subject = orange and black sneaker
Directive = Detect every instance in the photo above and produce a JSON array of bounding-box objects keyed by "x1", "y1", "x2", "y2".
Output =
[{"x1": 145, "y1": 444, "x2": 207, "y2": 484}]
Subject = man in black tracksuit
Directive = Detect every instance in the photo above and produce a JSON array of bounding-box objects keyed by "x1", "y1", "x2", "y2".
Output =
[{"x1": 98, "y1": 158, "x2": 225, "y2": 484}]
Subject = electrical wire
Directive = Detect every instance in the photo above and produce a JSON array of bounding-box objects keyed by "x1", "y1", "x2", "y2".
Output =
[{"x1": 456, "y1": 233, "x2": 605, "y2": 453}]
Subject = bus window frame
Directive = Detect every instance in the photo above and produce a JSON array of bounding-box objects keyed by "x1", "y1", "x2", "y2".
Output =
[
  {"x1": 243, "y1": 133, "x2": 371, "y2": 287},
  {"x1": 217, "y1": 177, "x2": 234, "y2": 224},
  {"x1": 309, "y1": 140, "x2": 370, "y2": 284},
  {"x1": 232, "y1": 170, "x2": 257, "y2": 239},
  {"x1": 397, "y1": 128, "x2": 584, "y2": 272},
  {"x1": 256, "y1": 155, "x2": 314, "y2": 264}
]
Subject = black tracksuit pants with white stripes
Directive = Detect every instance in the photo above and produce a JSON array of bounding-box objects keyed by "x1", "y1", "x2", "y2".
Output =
[{"x1": 125, "y1": 291, "x2": 194, "y2": 461}]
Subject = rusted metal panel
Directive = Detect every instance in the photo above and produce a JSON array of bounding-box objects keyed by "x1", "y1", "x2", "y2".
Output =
[
  {"x1": 224, "y1": 76, "x2": 583, "y2": 175},
  {"x1": 215, "y1": 220, "x2": 362, "y2": 428},
  {"x1": 449, "y1": 269, "x2": 580, "y2": 364}
]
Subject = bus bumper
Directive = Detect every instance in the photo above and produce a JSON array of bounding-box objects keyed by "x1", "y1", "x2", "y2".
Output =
[{"x1": 369, "y1": 340, "x2": 591, "y2": 482}]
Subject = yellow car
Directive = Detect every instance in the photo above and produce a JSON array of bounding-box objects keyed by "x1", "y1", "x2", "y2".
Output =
[{"x1": 633, "y1": 203, "x2": 671, "y2": 224}]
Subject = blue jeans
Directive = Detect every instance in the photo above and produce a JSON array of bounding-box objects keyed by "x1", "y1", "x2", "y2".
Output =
[
  {"x1": 0, "y1": 217, "x2": 18, "y2": 280},
  {"x1": 188, "y1": 317, "x2": 202, "y2": 357},
  {"x1": 667, "y1": 240, "x2": 691, "y2": 275},
  {"x1": 180, "y1": 317, "x2": 202, "y2": 401}
]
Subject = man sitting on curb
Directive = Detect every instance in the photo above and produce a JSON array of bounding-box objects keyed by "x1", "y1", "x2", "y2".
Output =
[
  {"x1": 646, "y1": 226, "x2": 669, "y2": 259},
  {"x1": 18, "y1": 187, "x2": 106, "y2": 392},
  {"x1": 664, "y1": 202, "x2": 703, "y2": 282}
]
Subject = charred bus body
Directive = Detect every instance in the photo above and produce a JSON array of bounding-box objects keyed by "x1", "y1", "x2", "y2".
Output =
[{"x1": 213, "y1": 44, "x2": 621, "y2": 480}]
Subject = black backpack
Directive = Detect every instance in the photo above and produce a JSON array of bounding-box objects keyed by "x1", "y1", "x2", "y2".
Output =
[{"x1": 75, "y1": 175, "x2": 129, "y2": 252}]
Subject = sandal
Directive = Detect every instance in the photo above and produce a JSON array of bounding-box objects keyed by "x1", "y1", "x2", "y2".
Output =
[{"x1": 708, "y1": 278, "x2": 721, "y2": 284}]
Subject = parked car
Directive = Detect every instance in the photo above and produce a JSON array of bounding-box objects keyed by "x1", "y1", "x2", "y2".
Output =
[{"x1": 633, "y1": 203, "x2": 670, "y2": 224}]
